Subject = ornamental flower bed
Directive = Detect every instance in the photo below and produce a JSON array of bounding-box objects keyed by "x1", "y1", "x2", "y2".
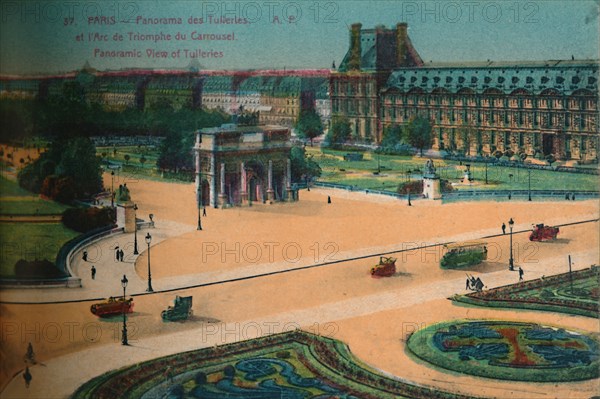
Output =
[
  {"x1": 452, "y1": 266, "x2": 599, "y2": 318},
  {"x1": 72, "y1": 330, "x2": 478, "y2": 399},
  {"x1": 407, "y1": 320, "x2": 599, "y2": 382}
]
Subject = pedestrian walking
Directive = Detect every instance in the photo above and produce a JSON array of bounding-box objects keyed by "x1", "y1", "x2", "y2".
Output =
[
  {"x1": 508, "y1": 192, "x2": 512, "y2": 200},
  {"x1": 115, "y1": 246, "x2": 120, "y2": 261},
  {"x1": 91, "y1": 265, "x2": 96, "y2": 280},
  {"x1": 23, "y1": 367, "x2": 32, "y2": 388},
  {"x1": 572, "y1": 193, "x2": 576, "y2": 201},
  {"x1": 502, "y1": 223, "x2": 506, "y2": 235},
  {"x1": 466, "y1": 278, "x2": 470, "y2": 290},
  {"x1": 518, "y1": 267, "x2": 524, "y2": 281},
  {"x1": 119, "y1": 249, "x2": 124, "y2": 262},
  {"x1": 202, "y1": 207, "x2": 207, "y2": 217},
  {"x1": 82, "y1": 251, "x2": 88, "y2": 262},
  {"x1": 327, "y1": 196, "x2": 331, "y2": 204},
  {"x1": 565, "y1": 193, "x2": 570, "y2": 200},
  {"x1": 24, "y1": 342, "x2": 36, "y2": 364}
]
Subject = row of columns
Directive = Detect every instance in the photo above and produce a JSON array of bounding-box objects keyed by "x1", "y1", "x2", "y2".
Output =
[{"x1": 215, "y1": 158, "x2": 294, "y2": 207}]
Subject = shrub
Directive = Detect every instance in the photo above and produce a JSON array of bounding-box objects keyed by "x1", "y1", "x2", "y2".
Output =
[
  {"x1": 441, "y1": 179, "x2": 454, "y2": 193},
  {"x1": 62, "y1": 207, "x2": 116, "y2": 233},
  {"x1": 41, "y1": 175, "x2": 77, "y2": 203},
  {"x1": 397, "y1": 180, "x2": 423, "y2": 194},
  {"x1": 14, "y1": 259, "x2": 67, "y2": 279}
]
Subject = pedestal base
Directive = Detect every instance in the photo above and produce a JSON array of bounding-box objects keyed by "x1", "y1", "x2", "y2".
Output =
[
  {"x1": 422, "y1": 176, "x2": 442, "y2": 200},
  {"x1": 218, "y1": 194, "x2": 228, "y2": 208},
  {"x1": 286, "y1": 189, "x2": 294, "y2": 202}
]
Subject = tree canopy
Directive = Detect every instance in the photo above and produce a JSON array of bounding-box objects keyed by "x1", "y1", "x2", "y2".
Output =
[
  {"x1": 18, "y1": 137, "x2": 102, "y2": 201},
  {"x1": 325, "y1": 115, "x2": 351, "y2": 147},
  {"x1": 405, "y1": 116, "x2": 433, "y2": 156},
  {"x1": 295, "y1": 109, "x2": 323, "y2": 146},
  {"x1": 290, "y1": 146, "x2": 321, "y2": 183}
]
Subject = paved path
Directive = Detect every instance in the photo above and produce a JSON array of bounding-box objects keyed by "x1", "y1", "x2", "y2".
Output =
[
  {"x1": 0, "y1": 219, "x2": 196, "y2": 303},
  {"x1": 2, "y1": 216, "x2": 596, "y2": 304},
  {"x1": 1, "y1": 248, "x2": 596, "y2": 399}
]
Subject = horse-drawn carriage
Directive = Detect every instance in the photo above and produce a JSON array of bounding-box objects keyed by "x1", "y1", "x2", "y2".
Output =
[
  {"x1": 161, "y1": 296, "x2": 193, "y2": 321},
  {"x1": 529, "y1": 224, "x2": 559, "y2": 241},
  {"x1": 90, "y1": 297, "x2": 134, "y2": 317},
  {"x1": 370, "y1": 257, "x2": 396, "y2": 277}
]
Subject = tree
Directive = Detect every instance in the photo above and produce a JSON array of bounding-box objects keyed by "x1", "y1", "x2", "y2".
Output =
[
  {"x1": 295, "y1": 109, "x2": 323, "y2": 146},
  {"x1": 290, "y1": 146, "x2": 321, "y2": 183},
  {"x1": 124, "y1": 154, "x2": 130, "y2": 165},
  {"x1": 139, "y1": 156, "x2": 147, "y2": 168},
  {"x1": 157, "y1": 131, "x2": 194, "y2": 173},
  {"x1": 380, "y1": 124, "x2": 404, "y2": 149},
  {"x1": 405, "y1": 116, "x2": 432, "y2": 156},
  {"x1": 18, "y1": 137, "x2": 102, "y2": 200},
  {"x1": 326, "y1": 115, "x2": 351, "y2": 147}
]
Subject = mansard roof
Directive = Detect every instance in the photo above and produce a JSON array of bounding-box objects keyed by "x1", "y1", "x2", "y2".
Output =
[
  {"x1": 384, "y1": 61, "x2": 599, "y2": 96},
  {"x1": 338, "y1": 25, "x2": 423, "y2": 72}
]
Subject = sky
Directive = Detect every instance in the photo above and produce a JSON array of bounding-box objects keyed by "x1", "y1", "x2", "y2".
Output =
[{"x1": 1, "y1": 0, "x2": 599, "y2": 75}]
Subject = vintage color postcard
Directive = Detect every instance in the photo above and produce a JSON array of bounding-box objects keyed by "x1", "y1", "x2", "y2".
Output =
[{"x1": 1, "y1": 1, "x2": 599, "y2": 398}]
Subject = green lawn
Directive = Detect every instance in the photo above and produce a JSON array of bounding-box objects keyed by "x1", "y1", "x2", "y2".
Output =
[
  {"x1": 97, "y1": 146, "x2": 160, "y2": 169},
  {"x1": 0, "y1": 177, "x2": 70, "y2": 215},
  {"x1": 0, "y1": 222, "x2": 79, "y2": 278},
  {"x1": 310, "y1": 148, "x2": 598, "y2": 192},
  {"x1": 0, "y1": 176, "x2": 33, "y2": 196},
  {"x1": 97, "y1": 147, "x2": 194, "y2": 183}
]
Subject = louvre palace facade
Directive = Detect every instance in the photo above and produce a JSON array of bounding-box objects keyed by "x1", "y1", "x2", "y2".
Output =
[{"x1": 331, "y1": 23, "x2": 599, "y2": 162}]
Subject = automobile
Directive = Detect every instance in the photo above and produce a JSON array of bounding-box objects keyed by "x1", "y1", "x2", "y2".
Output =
[
  {"x1": 90, "y1": 296, "x2": 134, "y2": 317},
  {"x1": 529, "y1": 223, "x2": 559, "y2": 241},
  {"x1": 441, "y1": 241, "x2": 488, "y2": 269},
  {"x1": 161, "y1": 296, "x2": 193, "y2": 321},
  {"x1": 370, "y1": 256, "x2": 396, "y2": 277}
]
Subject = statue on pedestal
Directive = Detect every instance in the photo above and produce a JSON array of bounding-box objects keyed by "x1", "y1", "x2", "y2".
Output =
[
  {"x1": 117, "y1": 184, "x2": 131, "y2": 203},
  {"x1": 425, "y1": 158, "x2": 436, "y2": 176}
]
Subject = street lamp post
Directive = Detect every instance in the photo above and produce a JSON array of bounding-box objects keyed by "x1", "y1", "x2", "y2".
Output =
[
  {"x1": 528, "y1": 168, "x2": 532, "y2": 201},
  {"x1": 508, "y1": 218, "x2": 515, "y2": 271},
  {"x1": 111, "y1": 171, "x2": 115, "y2": 207},
  {"x1": 133, "y1": 204, "x2": 139, "y2": 255},
  {"x1": 197, "y1": 190, "x2": 203, "y2": 231},
  {"x1": 145, "y1": 233, "x2": 153, "y2": 292},
  {"x1": 121, "y1": 275, "x2": 128, "y2": 346}
]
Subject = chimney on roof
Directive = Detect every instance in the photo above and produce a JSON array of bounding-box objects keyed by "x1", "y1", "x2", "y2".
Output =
[
  {"x1": 396, "y1": 23, "x2": 408, "y2": 67},
  {"x1": 349, "y1": 23, "x2": 362, "y2": 71}
]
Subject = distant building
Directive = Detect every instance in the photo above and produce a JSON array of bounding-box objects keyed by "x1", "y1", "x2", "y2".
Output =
[
  {"x1": 331, "y1": 22, "x2": 599, "y2": 162},
  {"x1": 194, "y1": 123, "x2": 295, "y2": 208},
  {"x1": 330, "y1": 23, "x2": 424, "y2": 142},
  {"x1": 381, "y1": 61, "x2": 598, "y2": 161}
]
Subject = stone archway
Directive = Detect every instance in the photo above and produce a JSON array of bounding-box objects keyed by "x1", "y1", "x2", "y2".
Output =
[{"x1": 244, "y1": 160, "x2": 266, "y2": 203}]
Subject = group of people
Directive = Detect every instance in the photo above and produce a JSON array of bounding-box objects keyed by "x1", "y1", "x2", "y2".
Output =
[
  {"x1": 115, "y1": 247, "x2": 125, "y2": 262},
  {"x1": 565, "y1": 193, "x2": 576, "y2": 201},
  {"x1": 466, "y1": 275, "x2": 484, "y2": 292}
]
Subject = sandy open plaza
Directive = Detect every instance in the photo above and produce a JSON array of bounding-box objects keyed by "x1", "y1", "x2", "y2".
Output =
[{"x1": 1, "y1": 174, "x2": 598, "y2": 398}]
